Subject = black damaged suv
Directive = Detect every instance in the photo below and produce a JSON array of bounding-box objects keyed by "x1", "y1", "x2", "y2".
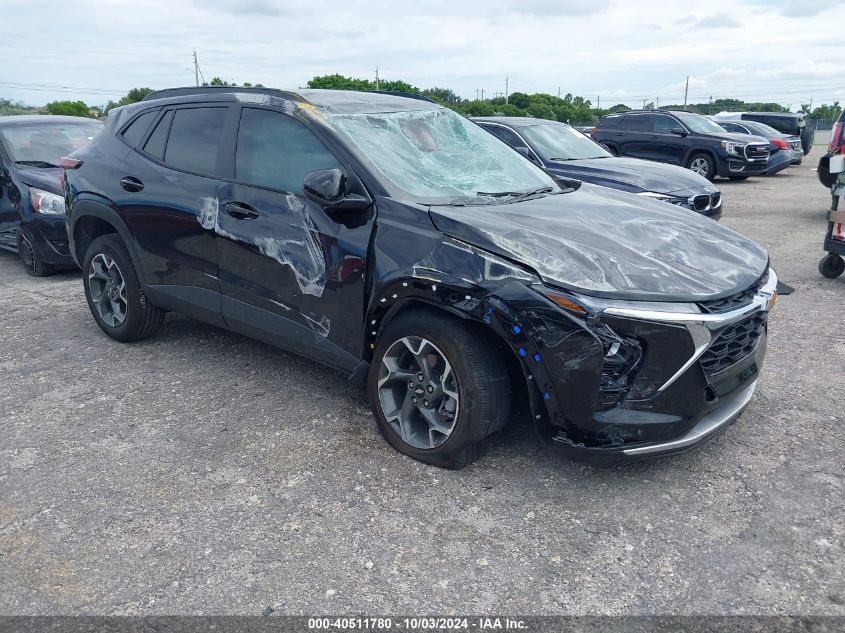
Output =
[
  {"x1": 593, "y1": 110, "x2": 771, "y2": 181},
  {"x1": 64, "y1": 88, "x2": 777, "y2": 468}
]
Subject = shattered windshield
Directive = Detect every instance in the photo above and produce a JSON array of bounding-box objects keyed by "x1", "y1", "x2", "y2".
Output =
[{"x1": 324, "y1": 107, "x2": 559, "y2": 205}]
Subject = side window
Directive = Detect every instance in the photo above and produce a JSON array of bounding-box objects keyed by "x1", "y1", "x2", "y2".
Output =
[
  {"x1": 142, "y1": 110, "x2": 173, "y2": 160},
  {"x1": 719, "y1": 122, "x2": 740, "y2": 133},
  {"x1": 482, "y1": 125, "x2": 525, "y2": 149},
  {"x1": 626, "y1": 115, "x2": 653, "y2": 132},
  {"x1": 121, "y1": 110, "x2": 157, "y2": 147},
  {"x1": 601, "y1": 115, "x2": 623, "y2": 129},
  {"x1": 235, "y1": 108, "x2": 340, "y2": 193},
  {"x1": 163, "y1": 107, "x2": 228, "y2": 176},
  {"x1": 653, "y1": 115, "x2": 678, "y2": 134}
]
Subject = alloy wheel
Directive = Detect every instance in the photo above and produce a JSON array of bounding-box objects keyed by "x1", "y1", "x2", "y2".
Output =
[
  {"x1": 88, "y1": 253, "x2": 128, "y2": 327},
  {"x1": 377, "y1": 336, "x2": 460, "y2": 449},
  {"x1": 19, "y1": 234, "x2": 37, "y2": 274},
  {"x1": 690, "y1": 157, "x2": 710, "y2": 177}
]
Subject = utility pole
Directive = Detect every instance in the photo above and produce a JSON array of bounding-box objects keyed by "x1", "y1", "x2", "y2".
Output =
[
  {"x1": 193, "y1": 49, "x2": 199, "y2": 87},
  {"x1": 505, "y1": 76, "x2": 509, "y2": 104},
  {"x1": 481, "y1": 89, "x2": 484, "y2": 101},
  {"x1": 475, "y1": 88, "x2": 480, "y2": 101},
  {"x1": 708, "y1": 95, "x2": 712, "y2": 115},
  {"x1": 683, "y1": 75, "x2": 689, "y2": 110},
  {"x1": 643, "y1": 99, "x2": 647, "y2": 109},
  {"x1": 557, "y1": 86, "x2": 561, "y2": 99},
  {"x1": 597, "y1": 95, "x2": 600, "y2": 110},
  {"x1": 375, "y1": 67, "x2": 379, "y2": 91},
  {"x1": 809, "y1": 97, "x2": 813, "y2": 113},
  {"x1": 656, "y1": 97, "x2": 659, "y2": 109}
]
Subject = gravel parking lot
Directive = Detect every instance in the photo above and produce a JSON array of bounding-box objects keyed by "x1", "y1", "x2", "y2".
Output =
[{"x1": 1, "y1": 140, "x2": 843, "y2": 616}]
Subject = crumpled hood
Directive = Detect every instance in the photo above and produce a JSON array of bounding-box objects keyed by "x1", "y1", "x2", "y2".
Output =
[
  {"x1": 546, "y1": 156, "x2": 714, "y2": 195},
  {"x1": 427, "y1": 183, "x2": 768, "y2": 301},
  {"x1": 16, "y1": 167, "x2": 62, "y2": 194}
]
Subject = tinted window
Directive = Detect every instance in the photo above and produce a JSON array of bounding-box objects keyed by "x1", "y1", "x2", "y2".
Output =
[
  {"x1": 653, "y1": 115, "x2": 678, "y2": 134},
  {"x1": 719, "y1": 122, "x2": 745, "y2": 134},
  {"x1": 481, "y1": 124, "x2": 526, "y2": 149},
  {"x1": 121, "y1": 111, "x2": 157, "y2": 146},
  {"x1": 626, "y1": 114, "x2": 653, "y2": 132},
  {"x1": 143, "y1": 110, "x2": 173, "y2": 160},
  {"x1": 601, "y1": 115, "x2": 624, "y2": 128},
  {"x1": 236, "y1": 108, "x2": 340, "y2": 193},
  {"x1": 164, "y1": 107, "x2": 228, "y2": 176}
]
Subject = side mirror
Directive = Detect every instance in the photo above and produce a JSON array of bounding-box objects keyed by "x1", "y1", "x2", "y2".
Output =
[
  {"x1": 303, "y1": 168, "x2": 371, "y2": 212},
  {"x1": 670, "y1": 127, "x2": 688, "y2": 136},
  {"x1": 516, "y1": 146, "x2": 542, "y2": 166}
]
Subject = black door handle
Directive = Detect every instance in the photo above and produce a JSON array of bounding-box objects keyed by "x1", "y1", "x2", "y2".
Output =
[
  {"x1": 120, "y1": 176, "x2": 144, "y2": 192},
  {"x1": 225, "y1": 202, "x2": 260, "y2": 220},
  {"x1": 615, "y1": 132, "x2": 623, "y2": 136}
]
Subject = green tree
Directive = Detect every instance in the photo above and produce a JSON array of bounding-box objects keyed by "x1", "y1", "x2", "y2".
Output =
[
  {"x1": 507, "y1": 92, "x2": 531, "y2": 110},
  {"x1": 45, "y1": 100, "x2": 94, "y2": 118},
  {"x1": 492, "y1": 103, "x2": 526, "y2": 117},
  {"x1": 607, "y1": 103, "x2": 631, "y2": 113},
  {"x1": 423, "y1": 87, "x2": 462, "y2": 104},
  {"x1": 458, "y1": 100, "x2": 496, "y2": 117},
  {"x1": 307, "y1": 74, "x2": 373, "y2": 91}
]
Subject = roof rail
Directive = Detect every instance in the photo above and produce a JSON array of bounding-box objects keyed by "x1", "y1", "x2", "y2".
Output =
[{"x1": 142, "y1": 86, "x2": 296, "y2": 102}]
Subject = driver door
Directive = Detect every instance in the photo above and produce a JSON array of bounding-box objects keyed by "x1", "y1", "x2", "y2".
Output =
[{"x1": 215, "y1": 106, "x2": 375, "y2": 372}]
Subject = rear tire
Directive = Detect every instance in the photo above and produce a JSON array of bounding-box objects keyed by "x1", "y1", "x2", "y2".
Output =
[
  {"x1": 82, "y1": 234, "x2": 164, "y2": 342},
  {"x1": 17, "y1": 228, "x2": 55, "y2": 277},
  {"x1": 603, "y1": 143, "x2": 619, "y2": 156},
  {"x1": 368, "y1": 309, "x2": 510, "y2": 469},
  {"x1": 688, "y1": 153, "x2": 716, "y2": 181}
]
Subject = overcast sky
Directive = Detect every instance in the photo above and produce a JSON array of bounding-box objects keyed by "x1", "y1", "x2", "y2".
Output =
[{"x1": 2, "y1": 0, "x2": 842, "y2": 109}]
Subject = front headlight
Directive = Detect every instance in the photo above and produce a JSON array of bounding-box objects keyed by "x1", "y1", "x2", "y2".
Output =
[
  {"x1": 29, "y1": 188, "x2": 65, "y2": 215},
  {"x1": 637, "y1": 191, "x2": 689, "y2": 206},
  {"x1": 720, "y1": 140, "x2": 744, "y2": 156}
]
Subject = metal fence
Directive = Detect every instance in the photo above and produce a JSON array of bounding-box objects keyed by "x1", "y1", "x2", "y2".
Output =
[{"x1": 810, "y1": 119, "x2": 835, "y2": 131}]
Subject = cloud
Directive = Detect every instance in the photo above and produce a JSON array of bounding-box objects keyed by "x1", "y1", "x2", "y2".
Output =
[
  {"x1": 779, "y1": 0, "x2": 839, "y2": 17},
  {"x1": 675, "y1": 13, "x2": 740, "y2": 28},
  {"x1": 696, "y1": 13, "x2": 740, "y2": 28}
]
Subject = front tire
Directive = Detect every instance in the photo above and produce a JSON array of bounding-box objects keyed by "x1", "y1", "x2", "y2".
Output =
[
  {"x1": 688, "y1": 153, "x2": 716, "y2": 181},
  {"x1": 368, "y1": 309, "x2": 510, "y2": 469},
  {"x1": 17, "y1": 228, "x2": 54, "y2": 277},
  {"x1": 83, "y1": 234, "x2": 164, "y2": 342}
]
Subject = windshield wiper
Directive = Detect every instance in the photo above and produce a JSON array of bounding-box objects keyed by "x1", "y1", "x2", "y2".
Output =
[
  {"x1": 14, "y1": 160, "x2": 60, "y2": 168},
  {"x1": 477, "y1": 186, "x2": 555, "y2": 202}
]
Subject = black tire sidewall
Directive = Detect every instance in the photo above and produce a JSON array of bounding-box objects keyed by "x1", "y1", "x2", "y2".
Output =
[
  {"x1": 16, "y1": 227, "x2": 52, "y2": 277},
  {"x1": 367, "y1": 311, "x2": 502, "y2": 468},
  {"x1": 82, "y1": 235, "x2": 151, "y2": 342}
]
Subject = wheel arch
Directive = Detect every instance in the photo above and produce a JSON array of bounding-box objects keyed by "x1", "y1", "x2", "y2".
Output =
[
  {"x1": 69, "y1": 197, "x2": 145, "y2": 283},
  {"x1": 366, "y1": 280, "x2": 550, "y2": 438},
  {"x1": 684, "y1": 146, "x2": 719, "y2": 168}
]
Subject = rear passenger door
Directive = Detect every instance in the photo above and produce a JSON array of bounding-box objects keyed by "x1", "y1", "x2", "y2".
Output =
[
  {"x1": 115, "y1": 104, "x2": 235, "y2": 326},
  {"x1": 214, "y1": 106, "x2": 375, "y2": 372},
  {"x1": 619, "y1": 114, "x2": 654, "y2": 159}
]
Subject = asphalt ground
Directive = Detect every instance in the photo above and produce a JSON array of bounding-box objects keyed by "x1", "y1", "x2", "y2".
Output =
[{"x1": 1, "y1": 139, "x2": 843, "y2": 616}]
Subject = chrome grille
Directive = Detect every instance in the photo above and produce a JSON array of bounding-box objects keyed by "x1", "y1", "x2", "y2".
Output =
[
  {"x1": 744, "y1": 144, "x2": 770, "y2": 160},
  {"x1": 700, "y1": 312, "x2": 767, "y2": 374}
]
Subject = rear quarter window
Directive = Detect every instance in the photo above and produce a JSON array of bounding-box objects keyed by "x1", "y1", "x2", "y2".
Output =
[
  {"x1": 121, "y1": 110, "x2": 158, "y2": 147},
  {"x1": 600, "y1": 115, "x2": 624, "y2": 129}
]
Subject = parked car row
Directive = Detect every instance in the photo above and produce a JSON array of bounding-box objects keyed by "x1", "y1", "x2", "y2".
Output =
[
  {"x1": 590, "y1": 109, "x2": 804, "y2": 181},
  {"x1": 2, "y1": 88, "x2": 777, "y2": 469}
]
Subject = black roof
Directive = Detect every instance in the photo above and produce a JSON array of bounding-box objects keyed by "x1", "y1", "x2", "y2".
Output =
[{"x1": 141, "y1": 87, "x2": 439, "y2": 114}]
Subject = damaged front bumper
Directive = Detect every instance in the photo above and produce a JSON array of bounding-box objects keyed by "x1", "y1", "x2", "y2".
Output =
[{"x1": 507, "y1": 269, "x2": 777, "y2": 462}]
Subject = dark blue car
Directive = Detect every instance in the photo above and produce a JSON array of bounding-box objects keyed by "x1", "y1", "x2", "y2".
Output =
[
  {"x1": 475, "y1": 116, "x2": 722, "y2": 219},
  {"x1": 0, "y1": 115, "x2": 102, "y2": 275}
]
